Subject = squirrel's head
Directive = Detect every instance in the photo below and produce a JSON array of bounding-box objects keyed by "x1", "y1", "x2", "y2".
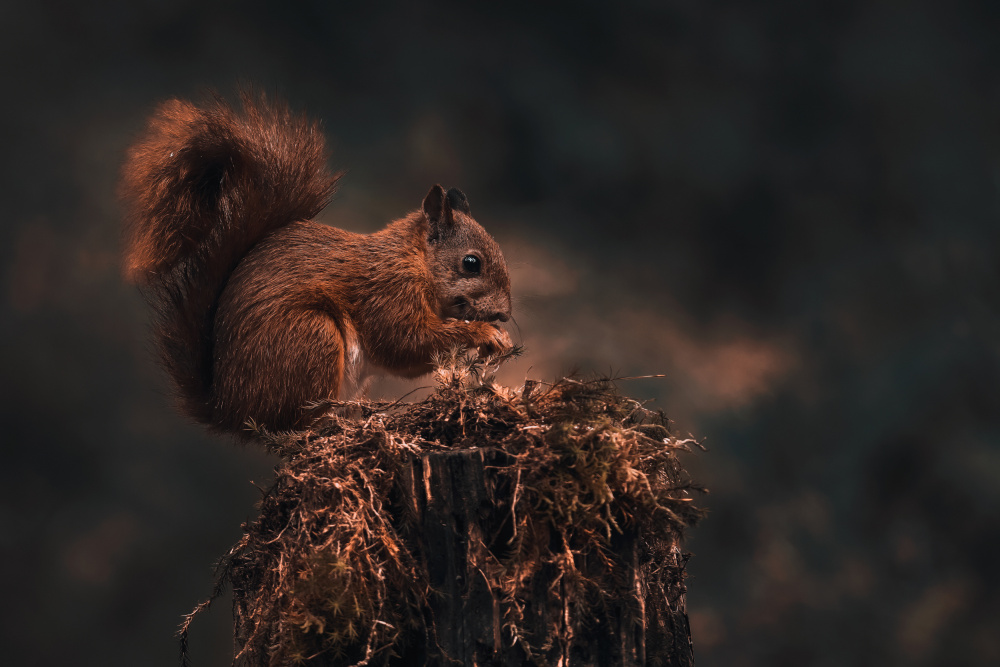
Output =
[{"x1": 421, "y1": 184, "x2": 512, "y2": 323}]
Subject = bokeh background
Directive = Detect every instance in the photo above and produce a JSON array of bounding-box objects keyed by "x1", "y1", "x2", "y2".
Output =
[{"x1": 3, "y1": 1, "x2": 999, "y2": 665}]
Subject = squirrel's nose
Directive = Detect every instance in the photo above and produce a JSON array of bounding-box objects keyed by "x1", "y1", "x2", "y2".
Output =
[{"x1": 488, "y1": 311, "x2": 510, "y2": 323}]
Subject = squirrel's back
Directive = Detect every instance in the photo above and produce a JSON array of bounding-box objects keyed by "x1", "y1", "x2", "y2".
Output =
[{"x1": 119, "y1": 95, "x2": 342, "y2": 425}]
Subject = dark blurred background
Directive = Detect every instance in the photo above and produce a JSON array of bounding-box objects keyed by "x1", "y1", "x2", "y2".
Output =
[{"x1": 2, "y1": 1, "x2": 999, "y2": 665}]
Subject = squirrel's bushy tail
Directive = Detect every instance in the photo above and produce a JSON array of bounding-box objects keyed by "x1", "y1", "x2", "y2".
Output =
[{"x1": 120, "y1": 94, "x2": 341, "y2": 425}]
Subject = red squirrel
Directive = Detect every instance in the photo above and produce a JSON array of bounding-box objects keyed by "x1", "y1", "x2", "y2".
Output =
[{"x1": 120, "y1": 94, "x2": 513, "y2": 434}]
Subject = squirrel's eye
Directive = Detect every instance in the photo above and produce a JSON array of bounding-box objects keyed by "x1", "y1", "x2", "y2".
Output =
[{"x1": 462, "y1": 255, "x2": 481, "y2": 274}]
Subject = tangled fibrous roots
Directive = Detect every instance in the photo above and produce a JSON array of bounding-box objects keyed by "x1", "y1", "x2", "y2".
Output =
[{"x1": 180, "y1": 349, "x2": 705, "y2": 666}]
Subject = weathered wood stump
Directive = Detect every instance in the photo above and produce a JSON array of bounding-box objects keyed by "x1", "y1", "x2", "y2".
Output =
[
  {"x1": 394, "y1": 449, "x2": 695, "y2": 666},
  {"x1": 184, "y1": 372, "x2": 702, "y2": 667}
]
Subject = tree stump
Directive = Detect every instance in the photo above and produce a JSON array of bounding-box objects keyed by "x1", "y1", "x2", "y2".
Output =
[
  {"x1": 394, "y1": 448, "x2": 695, "y2": 667},
  {"x1": 184, "y1": 372, "x2": 703, "y2": 667}
]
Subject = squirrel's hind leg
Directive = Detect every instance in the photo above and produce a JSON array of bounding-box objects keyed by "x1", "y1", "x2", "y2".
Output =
[{"x1": 211, "y1": 306, "x2": 349, "y2": 433}]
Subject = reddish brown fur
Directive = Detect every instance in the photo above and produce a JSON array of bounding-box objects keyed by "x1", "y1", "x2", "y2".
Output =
[{"x1": 120, "y1": 94, "x2": 512, "y2": 434}]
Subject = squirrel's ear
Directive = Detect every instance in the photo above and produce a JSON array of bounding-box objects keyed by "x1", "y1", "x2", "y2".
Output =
[
  {"x1": 423, "y1": 185, "x2": 445, "y2": 223},
  {"x1": 423, "y1": 184, "x2": 447, "y2": 242},
  {"x1": 445, "y1": 188, "x2": 471, "y2": 218}
]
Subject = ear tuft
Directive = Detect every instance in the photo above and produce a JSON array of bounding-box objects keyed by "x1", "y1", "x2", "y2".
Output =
[{"x1": 445, "y1": 188, "x2": 471, "y2": 215}]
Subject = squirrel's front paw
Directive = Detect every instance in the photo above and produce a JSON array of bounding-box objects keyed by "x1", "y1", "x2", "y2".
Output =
[{"x1": 476, "y1": 325, "x2": 513, "y2": 359}]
